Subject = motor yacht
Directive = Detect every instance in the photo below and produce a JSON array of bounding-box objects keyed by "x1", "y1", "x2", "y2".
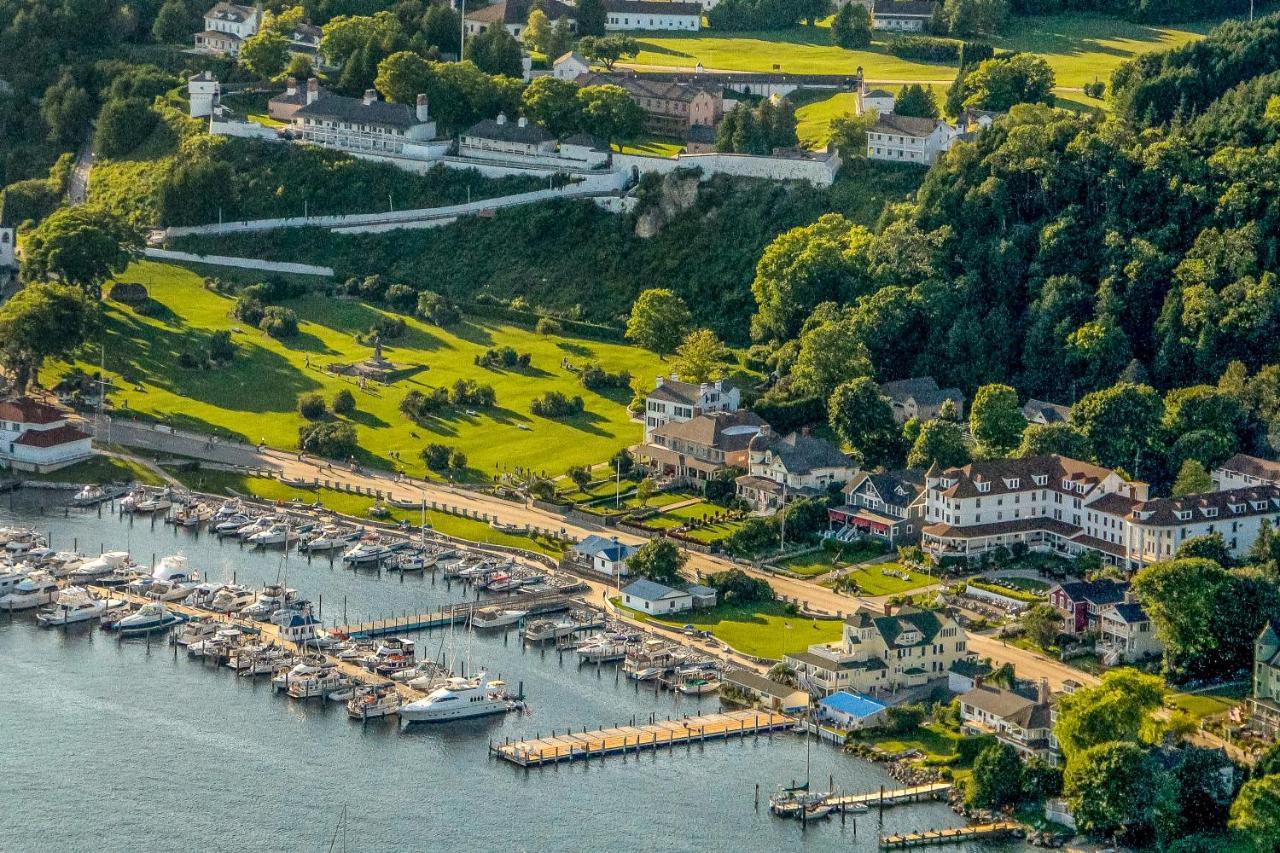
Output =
[
  {"x1": 470, "y1": 608, "x2": 528, "y2": 630},
  {"x1": 240, "y1": 584, "x2": 298, "y2": 620},
  {"x1": 576, "y1": 639, "x2": 627, "y2": 664},
  {"x1": 399, "y1": 673, "x2": 521, "y2": 724},
  {"x1": 207, "y1": 584, "x2": 256, "y2": 613},
  {"x1": 213, "y1": 513, "x2": 253, "y2": 535},
  {"x1": 36, "y1": 586, "x2": 108, "y2": 626},
  {"x1": 359, "y1": 637, "x2": 416, "y2": 672},
  {"x1": 391, "y1": 658, "x2": 451, "y2": 684},
  {"x1": 4, "y1": 531, "x2": 44, "y2": 554},
  {"x1": 248, "y1": 522, "x2": 297, "y2": 548},
  {"x1": 300, "y1": 525, "x2": 355, "y2": 552},
  {"x1": 0, "y1": 570, "x2": 60, "y2": 610},
  {"x1": 521, "y1": 618, "x2": 579, "y2": 643},
  {"x1": 676, "y1": 676, "x2": 720, "y2": 695},
  {"x1": 270, "y1": 656, "x2": 329, "y2": 690},
  {"x1": 390, "y1": 551, "x2": 426, "y2": 572},
  {"x1": 0, "y1": 565, "x2": 29, "y2": 597},
  {"x1": 132, "y1": 490, "x2": 173, "y2": 513},
  {"x1": 233, "y1": 516, "x2": 275, "y2": 540},
  {"x1": 116, "y1": 602, "x2": 185, "y2": 635},
  {"x1": 171, "y1": 502, "x2": 213, "y2": 527},
  {"x1": 187, "y1": 628, "x2": 245, "y2": 660},
  {"x1": 43, "y1": 552, "x2": 85, "y2": 577},
  {"x1": 69, "y1": 551, "x2": 132, "y2": 583},
  {"x1": 347, "y1": 684, "x2": 401, "y2": 719},
  {"x1": 286, "y1": 667, "x2": 350, "y2": 699},
  {"x1": 341, "y1": 538, "x2": 399, "y2": 565},
  {"x1": 238, "y1": 646, "x2": 293, "y2": 676},
  {"x1": 72, "y1": 485, "x2": 105, "y2": 506},
  {"x1": 175, "y1": 618, "x2": 220, "y2": 647}
]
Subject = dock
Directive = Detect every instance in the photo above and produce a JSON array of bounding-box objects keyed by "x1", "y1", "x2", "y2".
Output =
[
  {"x1": 490, "y1": 709, "x2": 792, "y2": 767},
  {"x1": 879, "y1": 821, "x2": 1022, "y2": 848},
  {"x1": 333, "y1": 601, "x2": 476, "y2": 639},
  {"x1": 826, "y1": 782, "x2": 953, "y2": 811}
]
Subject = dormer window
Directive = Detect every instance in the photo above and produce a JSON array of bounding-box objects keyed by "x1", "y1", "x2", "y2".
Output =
[
  {"x1": 1004, "y1": 478, "x2": 1020, "y2": 489},
  {"x1": 1062, "y1": 478, "x2": 1072, "y2": 489},
  {"x1": 1230, "y1": 503, "x2": 1245, "y2": 514},
  {"x1": 977, "y1": 481, "x2": 990, "y2": 493},
  {"x1": 1176, "y1": 510, "x2": 1192, "y2": 521},
  {"x1": 1254, "y1": 501, "x2": 1267, "y2": 511},
  {"x1": 1202, "y1": 507, "x2": 1218, "y2": 518},
  {"x1": 1033, "y1": 474, "x2": 1047, "y2": 486},
  {"x1": 1076, "y1": 483, "x2": 1086, "y2": 494}
]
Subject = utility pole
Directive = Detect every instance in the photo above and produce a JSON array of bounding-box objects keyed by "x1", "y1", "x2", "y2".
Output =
[{"x1": 779, "y1": 480, "x2": 787, "y2": 551}]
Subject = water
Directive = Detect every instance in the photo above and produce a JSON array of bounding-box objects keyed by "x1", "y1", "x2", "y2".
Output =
[{"x1": 0, "y1": 491, "x2": 1020, "y2": 852}]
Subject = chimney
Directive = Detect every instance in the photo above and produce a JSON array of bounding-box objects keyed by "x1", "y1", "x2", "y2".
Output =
[
  {"x1": 1037, "y1": 677, "x2": 1050, "y2": 705},
  {"x1": 286, "y1": 77, "x2": 297, "y2": 96},
  {"x1": 416, "y1": 94, "x2": 430, "y2": 123},
  {"x1": 306, "y1": 78, "x2": 319, "y2": 105},
  {"x1": 882, "y1": 602, "x2": 892, "y2": 616},
  {"x1": 800, "y1": 426, "x2": 811, "y2": 437},
  {"x1": 517, "y1": 115, "x2": 528, "y2": 128},
  {"x1": 670, "y1": 371, "x2": 679, "y2": 382},
  {"x1": 363, "y1": 89, "x2": 377, "y2": 106},
  {"x1": 654, "y1": 376, "x2": 663, "y2": 388},
  {"x1": 496, "y1": 112, "x2": 507, "y2": 125}
]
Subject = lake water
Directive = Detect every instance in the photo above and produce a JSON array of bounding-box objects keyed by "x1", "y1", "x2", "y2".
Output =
[{"x1": 0, "y1": 490, "x2": 1022, "y2": 852}]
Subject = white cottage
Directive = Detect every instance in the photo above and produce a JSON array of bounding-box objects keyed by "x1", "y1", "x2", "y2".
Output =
[{"x1": 0, "y1": 398, "x2": 93, "y2": 472}]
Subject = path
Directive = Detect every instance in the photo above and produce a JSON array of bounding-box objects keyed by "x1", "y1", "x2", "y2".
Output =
[
  {"x1": 96, "y1": 419, "x2": 1098, "y2": 688},
  {"x1": 67, "y1": 138, "x2": 93, "y2": 205}
]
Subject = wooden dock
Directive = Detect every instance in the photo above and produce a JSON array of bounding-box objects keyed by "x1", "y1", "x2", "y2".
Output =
[
  {"x1": 879, "y1": 821, "x2": 1022, "y2": 849},
  {"x1": 490, "y1": 709, "x2": 792, "y2": 767},
  {"x1": 827, "y1": 782, "x2": 953, "y2": 811},
  {"x1": 334, "y1": 601, "x2": 475, "y2": 639}
]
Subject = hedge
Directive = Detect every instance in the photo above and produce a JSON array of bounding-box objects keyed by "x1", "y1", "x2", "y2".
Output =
[
  {"x1": 887, "y1": 36, "x2": 963, "y2": 62},
  {"x1": 751, "y1": 395, "x2": 826, "y2": 433},
  {"x1": 460, "y1": 300, "x2": 625, "y2": 342}
]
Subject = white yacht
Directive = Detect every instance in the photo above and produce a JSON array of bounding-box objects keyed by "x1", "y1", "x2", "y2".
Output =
[
  {"x1": 36, "y1": 586, "x2": 108, "y2": 626},
  {"x1": 72, "y1": 485, "x2": 105, "y2": 505},
  {"x1": 0, "y1": 565, "x2": 29, "y2": 597},
  {"x1": 135, "y1": 490, "x2": 174, "y2": 513},
  {"x1": 522, "y1": 618, "x2": 579, "y2": 643},
  {"x1": 342, "y1": 538, "x2": 399, "y2": 565},
  {"x1": 300, "y1": 525, "x2": 354, "y2": 552},
  {"x1": 286, "y1": 667, "x2": 349, "y2": 699},
  {"x1": 116, "y1": 602, "x2": 184, "y2": 635},
  {"x1": 240, "y1": 584, "x2": 297, "y2": 620},
  {"x1": 270, "y1": 656, "x2": 329, "y2": 690},
  {"x1": 399, "y1": 673, "x2": 520, "y2": 724},
  {"x1": 43, "y1": 552, "x2": 85, "y2": 577},
  {"x1": 207, "y1": 585, "x2": 256, "y2": 613},
  {"x1": 470, "y1": 608, "x2": 528, "y2": 630},
  {"x1": 248, "y1": 522, "x2": 297, "y2": 547},
  {"x1": 175, "y1": 618, "x2": 220, "y2": 647},
  {"x1": 69, "y1": 551, "x2": 132, "y2": 583},
  {"x1": 213, "y1": 513, "x2": 253, "y2": 534},
  {"x1": 347, "y1": 684, "x2": 401, "y2": 719},
  {"x1": 171, "y1": 502, "x2": 213, "y2": 527},
  {"x1": 0, "y1": 570, "x2": 60, "y2": 610}
]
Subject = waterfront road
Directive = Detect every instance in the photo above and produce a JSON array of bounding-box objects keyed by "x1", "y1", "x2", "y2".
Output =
[{"x1": 101, "y1": 419, "x2": 1098, "y2": 687}]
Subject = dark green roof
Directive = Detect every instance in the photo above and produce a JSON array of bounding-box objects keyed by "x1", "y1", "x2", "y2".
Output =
[{"x1": 872, "y1": 606, "x2": 942, "y2": 647}]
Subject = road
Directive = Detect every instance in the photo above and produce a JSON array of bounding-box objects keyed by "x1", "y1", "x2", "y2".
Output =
[
  {"x1": 67, "y1": 140, "x2": 93, "y2": 205},
  {"x1": 102, "y1": 419, "x2": 1096, "y2": 688}
]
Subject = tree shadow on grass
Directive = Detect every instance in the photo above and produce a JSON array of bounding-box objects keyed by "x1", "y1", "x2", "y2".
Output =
[
  {"x1": 278, "y1": 329, "x2": 338, "y2": 355},
  {"x1": 556, "y1": 341, "x2": 595, "y2": 358},
  {"x1": 478, "y1": 363, "x2": 555, "y2": 380},
  {"x1": 447, "y1": 320, "x2": 495, "y2": 347},
  {"x1": 535, "y1": 408, "x2": 611, "y2": 437},
  {"x1": 347, "y1": 409, "x2": 389, "y2": 429}
]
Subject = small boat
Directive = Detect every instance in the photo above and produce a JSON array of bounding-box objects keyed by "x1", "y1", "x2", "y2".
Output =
[
  {"x1": 399, "y1": 673, "x2": 521, "y2": 724},
  {"x1": 36, "y1": 586, "x2": 108, "y2": 626},
  {"x1": 270, "y1": 656, "x2": 328, "y2": 690},
  {"x1": 342, "y1": 538, "x2": 400, "y2": 565},
  {"x1": 213, "y1": 513, "x2": 253, "y2": 534},
  {"x1": 240, "y1": 584, "x2": 299, "y2": 620},
  {"x1": 300, "y1": 525, "x2": 356, "y2": 552},
  {"x1": 207, "y1": 584, "x2": 256, "y2": 613},
  {"x1": 576, "y1": 640, "x2": 627, "y2": 664},
  {"x1": 360, "y1": 637, "x2": 416, "y2": 671},
  {"x1": 116, "y1": 602, "x2": 185, "y2": 635},
  {"x1": 347, "y1": 684, "x2": 400, "y2": 719},
  {"x1": 171, "y1": 502, "x2": 213, "y2": 527},
  {"x1": 522, "y1": 618, "x2": 579, "y2": 643},
  {"x1": 470, "y1": 608, "x2": 527, "y2": 630},
  {"x1": 69, "y1": 551, "x2": 132, "y2": 583},
  {"x1": 248, "y1": 522, "x2": 298, "y2": 548},
  {"x1": 175, "y1": 618, "x2": 220, "y2": 647},
  {"x1": 286, "y1": 668, "x2": 349, "y2": 699},
  {"x1": 389, "y1": 551, "x2": 426, "y2": 572},
  {"x1": 72, "y1": 485, "x2": 105, "y2": 506},
  {"x1": 133, "y1": 490, "x2": 174, "y2": 513},
  {"x1": 677, "y1": 676, "x2": 720, "y2": 695},
  {"x1": 232, "y1": 516, "x2": 275, "y2": 539},
  {"x1": 392, "y1": 659, "x2": 451, "y2": 684},
  {"x1": 0, "y1": 570, "x2": 60, "y2": 610}
]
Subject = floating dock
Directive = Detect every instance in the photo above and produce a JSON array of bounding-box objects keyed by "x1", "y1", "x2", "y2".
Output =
[
  {"x1": 827, "y1": 782, "x2": 953, "y2": 811},
  {"x1": 491, "y1": 709, "x2": 792, "y2": 767},
  {"x1": 879, "y1": 821, "x2": 1022, "y2": 849},
  {"x1": 334, "y1": 602, "x2": 476, "y2": 639}
]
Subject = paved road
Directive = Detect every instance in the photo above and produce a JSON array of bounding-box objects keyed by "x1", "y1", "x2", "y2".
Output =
[{"x1": 103, "y1": 419, "x2": 1098, "y2": 687}]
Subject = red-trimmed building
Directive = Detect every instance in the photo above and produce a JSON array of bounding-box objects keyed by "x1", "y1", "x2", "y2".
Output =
[
  {"x1": 0, "y1": 398, "x2": 93, "y2": 472},
  {"x1": 829, "y1": 469, "x2": 925, "y2": 545}
]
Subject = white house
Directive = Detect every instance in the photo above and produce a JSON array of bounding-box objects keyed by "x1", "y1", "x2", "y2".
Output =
[
  {"x1": 604, "y1": 0, "x2": 703, "y2": 31},
  {"x1": 187, "y1": 71, "x2": 221, "y2": 118},
  {"x1": 195, "y1": 1, "x2": 261, "y2": 54},
  {"x1": 866, "y1": 113, "x2": 958, "y2": 165},
  {"x1": 735, "y1": 427, "x2": 855, "y2": 513},
  {"x1": 858, "y1": 86, "x2": 895, "y2": 115},
  {"x1": 959, "y1": 683, "x2": 1058, "y2": 762},
  {"x1": 464, "y1": 0, "x2": 576, "y2": 38},
  {"x1": 1215, "y1": 452, "x2": 1280, "y2": 490},
  {"x1": 571, "y1": 534, "x2": 638, "y2": 576},
  {"x1": 459, "y1": 114, "x2": 556, "y2": 162},
  {"x1": 0, "y1": 227, "x2": 16, "y2": 272},
  {"x1": 291, "y1": 90, "x2": 445, "y2": 156},
  {"x1": 278, "y1": 612, "x2": 322, "y2": 644},
  {"x1": 1096, "y1": 601, "x2": 1163, "y2": 664},
  {"x1": 0, "y1": 398, "x2": 93, "y2": 472},
  {"x1": 723, "y1": 667, "x2": 809, "y2": 713},
  {"x1": 816, "y1": 691, "x2": 888, "y2": 730},
  {"x1": 621, "y1": 578, "x2": 694, "y2": 614},
  {"x1": 553, "y1": 51, "x2": 591, "y2": 81},
  {"x1": 643, "y1": 374, "x2": 740, "y2": 441},
  {"x1": 872, "y1": 0, "x2": 936, "y2": 30}
]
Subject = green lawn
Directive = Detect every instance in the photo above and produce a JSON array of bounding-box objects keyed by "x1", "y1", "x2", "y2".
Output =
[
  {"x1": 795, "y1": 92, "x2": 859, "y2": 150},
  {"x1": 1168, "y1": 685, "x2": 1247, "y2": 720},
  {"x1": 778, "y1": 550, "x2": 840, "y2": 578},
  {"x1": 620, "y1": 599, "x2": 844, "y2": 658},
  {"x1": 167, "y1": 467, "x2": 566, "y2": 556},
  {"x1": 25, "y1": 454, "x2": 165, "y2": 486},
  {"x1": 839, "y1": 562, "x2": 936, "y2": 596},
  {"x1": 679, "y1": 519, "x2": 745, "y2": 544},
  {"x1": 617, "y1": 137, "x2": 686, "y2": 157},
  {"x1": 51, "y1": 260, "x2": 669, "y2": 481},
  {"x1": 967, "y1": 577, "x2": 1046, "y2": 603},
  {"x1": 854, "y1": 722, "x2": 962, "y2": 763}
]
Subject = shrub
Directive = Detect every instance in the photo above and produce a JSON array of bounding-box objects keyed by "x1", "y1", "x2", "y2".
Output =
[
  {"x1": 529, "y1": 390, "x2": 585, "y2": 418},
  {"x1": 401, "y1": 387, "x2": 450, "y2": 421},
  {"x1": 298, "y1": 421, "x2": 357, "y2": 458},
  {"x1": 884, "y1": 704, "x2": 925, "y2": 734},
  {"x1": 233, "y1": 296, "x2": 265, "y2": 326},
  {"x1": 384, "y1": 283, "x2": 416, "y2": 312},
  {"x1": 108, "y1": 282, "x2": 149, "y2": 304},
  {"x1": 449, "y1": 379, "x2": 496, "y2": 408},
  {"x1": 476, "y1": 345, "x2": 529, "y2": 369},
  {"x1": 535, "y1": 317, "x2": 562, "y2": 335},
  {"x1": 298, "y1": 393, "x2": 326, "y2": 420},
  {"x1": 332, "y1": 388, "x2": 356, "y2": 415},
  {"x1": 208, "y1": 330, "x2": 235, "y2": 363},
  {"x1": 887, "y1": 35, "x2": 961, "y2": 62},
  {"x1": 356, "y1": 315, "x2": 406, "y2": 344},
  {"x1": 416, "y1": 290, "x2": 460, "y2": 326},
  {"x1": 1083, "y1": 80, "x2": 1105, "y2": 99},
  {"x1": 448, "y1": 449, "x2": 467, "y2": 470},
  {"x1": 580, "y1": 362, "x2": 632, "y2": 392},
  {"x1": 259, "y1": 305, "x2": 299, "y2": 338},
  {"x1": 421, "y1": 442, "x2": 452, "y2": 470}
]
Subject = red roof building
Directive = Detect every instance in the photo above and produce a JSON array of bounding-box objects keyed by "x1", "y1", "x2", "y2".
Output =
[{"x1": 0, "y1": 397, "x2": 94, "y2": 472}]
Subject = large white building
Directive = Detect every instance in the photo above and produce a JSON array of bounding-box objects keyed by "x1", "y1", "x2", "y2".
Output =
[
  {"x1": 1215, "y1": 452, "x2": 1280, "y2": 490},
  {"x1": 194, "y1": 1, "x2": 260, "y2": 55},
  {"x1": 604, "y1": 0, "x2": 703, "y2": 30},
  {"x1": 642, "y1": 374, "x2": 740, "y2": 441},
  {"x1": 866, "y1": 113, "x2": 958, "y2": 165},
  {"x1": 0, "y1": 398, "x2": 93, "y2": 472},
  {"x1": 291, "y1": 89, "x2": 445, "y2": 156},
  {"x1": 921, "y1": 454, "x2": 1280, "y2": 569}
]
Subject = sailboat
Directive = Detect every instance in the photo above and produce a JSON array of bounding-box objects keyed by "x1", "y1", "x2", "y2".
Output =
[{"x1": 768, "y1": 703, "x2": 833, "y2": 819}]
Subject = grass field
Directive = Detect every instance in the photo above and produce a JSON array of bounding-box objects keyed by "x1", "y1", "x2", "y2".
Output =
[
  {"x1": 646, "y1": 600, "x2": 845, "y2": 658},
  {"x1": 26, "y1": 454, "x2": 165, "y2": 486},
  {"x1": 52, "y1": 261, "x2": 668, "y2": 481},
  {"x1": 618, "y1": 137, "x2": 686, "y2": 157},
  {"x1": 854, "y1": 722, "x2": 962, "y2": 763},
  {"x1": 839, "y1": 562, "x2": 935, "y2": 596},
  {"x1": 1167, "y1": 684, "x2": 1248, "y2": 719},
  {"x1": 167, "y1": 467, "x2": 567, "y2": 555}
]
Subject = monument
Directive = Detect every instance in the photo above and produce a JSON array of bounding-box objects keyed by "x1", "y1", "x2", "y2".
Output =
[{"x1": 329, "y1": 334, "x2": 399, "y2": 383}]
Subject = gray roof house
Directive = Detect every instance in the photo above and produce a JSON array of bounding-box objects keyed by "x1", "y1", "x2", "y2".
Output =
[
  {"x1": 620, "y1": 578, "x2": 713, "y2": 615},
  {"x1": 879, "y1": 376, "x2": 965, "y2": 424},
  {"x1": 1022, "y1": 398, "x2": 1072, "y2": 425},
  {"x1": 737, "y1": 427, "x2": 856, "y2": 513}
]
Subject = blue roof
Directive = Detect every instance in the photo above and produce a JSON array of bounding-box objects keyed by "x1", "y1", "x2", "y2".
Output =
[
  {"x1": 622, "y1": 578, "x2": 685, "y2": 602},
  {"x1": 575, "y1": 535, "x2": 636, "y2": 561},
  {"x1": 819, "y1": 691, "x2": 887, "y2": 719}
]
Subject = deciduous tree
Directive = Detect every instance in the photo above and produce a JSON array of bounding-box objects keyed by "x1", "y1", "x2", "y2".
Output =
[
  {"x1": 969, "y1": 383, "x2": 1025, "y2": 454},
  {"x1": 626, "y1": 538, "x2": 686, "y2": 584},
  {"x1": 625, "y1": 288, "x2": 693, "y2": 356}
]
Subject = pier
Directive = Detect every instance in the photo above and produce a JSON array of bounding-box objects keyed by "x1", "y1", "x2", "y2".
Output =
[
  {"x1": 333, "y1": 602, "x2": 475, "y2": 639},
  {"x1": 879, "y1": 821, "x2": 1022, "y2": 848},
  {"x1": 490, "y1": 709, "x2": 792, "y2": 767},
  {"x1": 826, "y1": 782, "x2": 953, "y2": 811}
]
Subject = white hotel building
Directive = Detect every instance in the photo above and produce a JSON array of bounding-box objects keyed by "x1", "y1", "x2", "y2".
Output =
[{"x1": 921, "y1": 454, "x2": 1280, "y2": 569}]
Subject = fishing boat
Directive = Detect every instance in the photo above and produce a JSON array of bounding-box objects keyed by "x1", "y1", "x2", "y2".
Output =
[
  {"x1": 347, "y1": 684, "x2": 401, "y2": 719},
  {"x1": 676, "y1": 675, "x2": 720, "y2": 695},
  {"x1": 68, "y1": 551, "x2": 132, "y2": 583},
  {"x1": 36, "y1": 586, "x2": 108, "y2": 626},
  {"x1": 116, "y1": 602, "x2": 185, "y2": 635},
  {"x1": 470, "y1": 607, "x2": 528, "y2": 630},
  {"x1": 399, "y1": 673, "x2": 522, "y2": 724},
  {"x1": 0, "y1": 570, "x2": 60, "y2": 610}
]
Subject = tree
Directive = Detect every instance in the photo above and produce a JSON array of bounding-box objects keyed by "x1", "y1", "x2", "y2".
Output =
[
  {"x1": 375, "y1": 50, "x2": 434, "y2": 104},
  {"x1": 894, "y1": 84, "x2": 939, "y2": 119},
  {"x1": 22, "y1": 208, "x2": 138, "y2": 297},
  {"x1": 568, "y1": 465, "x2": 592, "y2": 490},
  {"x1": 830, "y1": 3, "x2": 871, "y2": 48},
  {"x1": 1021, "y1": 602, "x2": 1064, "y2": 648},
  {"x1": 969, "y1": 383, "x2": 1025, "y2": 454},
  {"x1": 767, "y1": 662, "x2": 799, "y2": 687},
  {"x1": 239, "y1": 28, "x2": 291, "y2": 80},
  {"x1": 520, "y1": 75, "x2": 582, "y2": 137},
  {"x1": 94, "y1": 98, "x2": 158, "y2": 158},
  {"x1": 1070, "y1": 383, "x2": 1163, "y2": 473},
  {"x1": 576, "y1": 0, "x2": 607, "y2": 35},
  {"x1": 828, "y1": 111, "x2": 877, "y2": 159},
  {"x1": 422, "y1": 2, "x2": 461, "y2": 52},
  {"x1": 0, "y1": 283, "x2": 98, "y2": 394},
  {"x1": 790, "y1": 317, "x2": 872, "y2": 399},
  {"x1": 828, "y1": 377, "x2": 898, "y2": 468},
  {"x1": 1017, "y1": 422, "x2": 1091, "y2": 459},
  {"x1": 41, "y1": 73, "x2": 93, "y2": 146},
  {"x1": 577, "y1": 84, "x2": 644, "y2": 149},
  {"x1": 332, "y1": 388, "x2": 356, "y2": 415},
  {"x1": 968, "y1": 742, "x2": 1024, "y2": 810},
  {"x1": 907, "y1": 419, "x2": 970, "y2": 470},
  {"x1": 673, "y1": 329, "x2": 727, "y2": 384},
  {"x1": 298, "y1": 421, "x2": 358, "y2": 457},
  {"x1": 577, "y1": 34, "x2": 638, "y2": 71},
  {"x1": 153, "y1": 0, "x2": 200, "y2": 42},
  {"x1": 1230, "y1": 775, "x2": 1280, "y2": 853},
  {"x1": 1175, "y1": 533, "x2": 1231, "y2": 564},
  {"x1": 421, "y1": 442, "x2": 451, "y2": 470},
  {"x1": 1172, "y1": 459, "x2": 1213, "y2": 496},
  {"x1": 635, "y1": 476, "x2": 655, "y2": 506},
  {"x1": 298, "y1": 393, "x2": 326, "y2": 419},
  {"x1": 521, "y1": 8, "x2": 551, "y2": 53},
  {"x1": 936, "y1": 0, "x2": 1006, "y2": 36},
  {"x1": 625, "y1": 538, "x2": 686, "y2": 584},
  {"x1": 962, "y1": 54, "x2": 1056, "y2": 111},
  {"x1": 464, "y1": 25, "x2": 523, "y2": 77},
  {"x1": 1053, "y1": 669, "x2": 1166, "y2": 763},
  {"x1": 1066, "y1": 741, "x2": 1165, "y2": 840}
]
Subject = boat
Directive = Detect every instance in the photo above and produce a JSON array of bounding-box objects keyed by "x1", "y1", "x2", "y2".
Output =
[
  {"x1": 240, "y1": 584, "x2": 299, "y2": 620},
  {"x1": 341, "y1": 538, "x2": 400, "y2": 565},
  {"x1": 576, "y1": 639, "x2": 627, "y2": 664},
  {"x1": 389, "y1": 551, "x2": 427, "y2": 572},
  {"x1": 187, "y1": 628, "x2": 245, "y2": 660},
  {"x1": 0, "y1": 566, "x2": 29, "y2": 597},
  {"x1": 175, "y1": 618, "x2": 220, "y2": 647},
  {"x1": 213, "y1": 513, "x2": 253, "y2": 535},
  {"x1": 133, "y1": 490, "x2": 174, "y2": 513},
  {"x1": 4, "y1": 531, "x2": 45, "y2": 554},
  {"x1": 171, "y1": 502, "x2": 213, "y2": 527},
  {"x1": 36, "y1": 586, "x2": 108, "y2": 626},
  {"x1": 300, "y1": 525, "x2": 356, "y2": 552},
  {"x1": 116, "y1": 602, "x2": 185, "y2": 635},
  {"x1": 347, "y1": 684, "x2": 401, "y2": 719},
  {"x1": 521, "y1": 618, "x2": 579, "y2": 643},
  {"x1": 238, "y1": 646, "x2": 293, "y2": 676},
  {"x1": 360, "y1": 637, "x2": 416, "y2": 672},
  {"x1": 68, "y1": 551, "x2": 132, "y2": 583},
  {"x1": 392, "y1": 659, "x2": 451, "y2": 684},
  {"x1": 248, "y1": 522, "x2": 298, "y2": 548},
  {"x1": 270, "y1": 656, "x2": 329, "y2": 690},
  {"x1": 286, "y1": 667, "x2": 350, "y2": 699},
  {"x1": 207, "y1": 584, "x2": 256, "y2": 613},
  {"x1": 232, "y1": 516, "x2": 275, "y2": 539},
  {"x1": 399, "y1": 673, "x2": 522, "y2": 724},
  {"x1": 676, "y1": 676, "x2": 721, "y2": 695},
  {"x1": 43, "y1": 552, "x2": 85, "y2": 577},
  {"x1": 0, "y1": 570, "x2": 60, "y2": 610},
  {"x1": 72, "y1": 485, "x2": 105, "y2": 506},
  {"x1": 470, "y1": 608, "x2": 528, "y2": 630}
]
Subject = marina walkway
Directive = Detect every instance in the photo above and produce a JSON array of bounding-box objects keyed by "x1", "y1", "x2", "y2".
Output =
[
  {"x1": 879, "y1": 821, "x2": 1022, "y2": 848},
  {"x1": 827, "y1": 782, "x2": 952, "y2": 810},
  {"x1": 491, "y1": 709, "x2": 792, "y2": 767}
]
